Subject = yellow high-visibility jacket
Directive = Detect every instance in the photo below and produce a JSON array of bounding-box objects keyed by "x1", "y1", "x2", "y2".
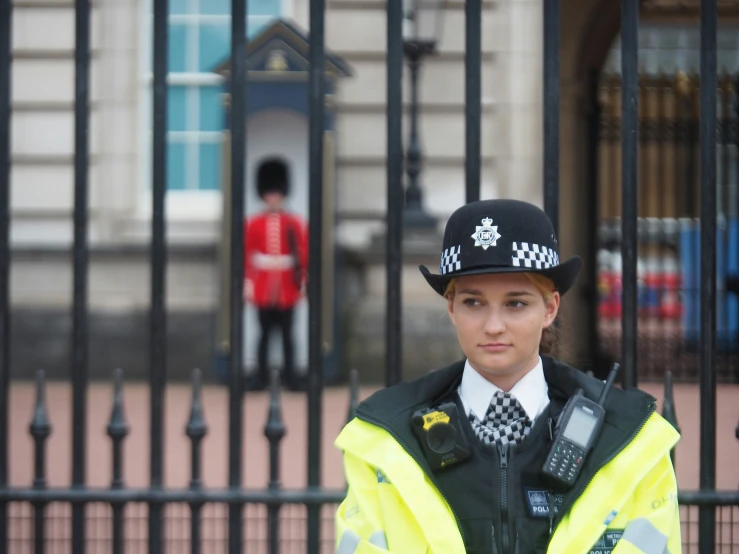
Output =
[{"x1": 334, "y1": 357, "x2": 681, "y2": 554}]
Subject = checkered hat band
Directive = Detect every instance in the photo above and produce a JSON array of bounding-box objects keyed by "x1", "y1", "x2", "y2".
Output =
[
  {"x1": 440, "y1": 245, "x2": 462, "y2": 275},
  {"x1": 469, "y1": 390, "x2": 532, "y2": 447},
  {"x1": 511, "y1": 242, "x2": 560, "y2": 269}
]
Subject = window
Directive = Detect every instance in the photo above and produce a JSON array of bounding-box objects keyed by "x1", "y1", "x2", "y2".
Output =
[{"x1": 139, "y1": 0, "x2": 284, "y2": 218}]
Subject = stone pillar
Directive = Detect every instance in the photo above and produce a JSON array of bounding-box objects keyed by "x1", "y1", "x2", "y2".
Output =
[
  {"x1": 491, "y1": 0, "x2": 544, "y2": 204},
  {"x1": 94, "y1": 0, "x2": 140, "y2": 243}
]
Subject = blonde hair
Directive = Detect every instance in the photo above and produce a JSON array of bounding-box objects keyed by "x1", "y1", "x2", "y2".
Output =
[{"x1": 443, "y1": 273, "x2": 562, "y2": 357}]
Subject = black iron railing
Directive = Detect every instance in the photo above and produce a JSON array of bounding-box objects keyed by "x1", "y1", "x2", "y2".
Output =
[
  {"x1": 2, "y1": 366, "x2": 357, "y2": 554},
  {"x1": 0, "y1": 0, "x2": 737, "y2": 553}
]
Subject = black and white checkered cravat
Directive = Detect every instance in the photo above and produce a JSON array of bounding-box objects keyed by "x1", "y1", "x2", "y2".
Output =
[{"x1": 469, "y1": 389, "x2": 533, "y2": 447}]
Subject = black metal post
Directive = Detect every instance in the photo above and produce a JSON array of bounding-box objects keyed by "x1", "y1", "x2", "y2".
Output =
[
  {"x1": 189, "y1": 501, "x2": 202, "y2": 554},
  {"x1": 735, "y1": 75, "x2": 739, "y2": 385},
  {"x1": 620, "y1": 0, "x2": 639, "y2": 390},
  {"x1": 149, "y1": 0, "x2": 168, "y2": 552},
  {"x1": 403, "y1": 42, "x2": 437, "y2": 228},
  {"x1": 346, "y1": 368, "x2": 359, "y2": 424},
  {"x1": 683, "y1": 83, "x2": 699, "y2": 219},
  {"x1": 661, "y1": 370, "x2": 680, "y2": 467},
  {"x1": 186, "y1": 369, "x2": 207, "y2": 554},
  {"x1": 33, "y1": 502, "x2": 45, "y2": 553},
  {"x1": 307, "y1": 0, "x2": 326, "y2": 550},
  {"x1": 585, "y1": 69, "x2": 601, "y2": 373},
  {"x1": 543, "y1": 0, "x2": 560, "y2": 235},
  {"x1": 0, "y1": 0, "x2": 11, "y2": 550},
  {"x1": 30, "y1": 370, "x2": 51, "y2": 554},
  {"x1": 465, "y1": 0, "x2": 481, "y2": 204},
  {"x1": 111, "y1": 497, "x2": 126, "y2": 551},
  {"x1": 72, "y1": 0, "x2": 91, "y2": 551},
  {"x1": 699, "y1": 0, "x2": 717, "y2": 551},
  {"x1": 720, "y1": 78, "x2": 730, "y2": 262},
  {"x1": 31, "y1": 371, "x2": 51, "y2": 489},
  {"x1": 344, "y1": 369, "x2": 359, "y2": 491},
  {"x1": 107, "y1": 369, "x2": 128, "y2": 489},
  {"x1": 674, "y1": 77, "x2": 690, "y2": 218},
  {"x1": 386, "y1": 0, "x2": 403, "y2": 388},
  {"x1": 264, "y1": 368, "x2": 285, "y2": 554},
  {"x1": 106, "y1": 369, "x2": 129, "y2": 554},
  {"x1": 228, "y1": 0, "x2": 247, "y2": 552}
]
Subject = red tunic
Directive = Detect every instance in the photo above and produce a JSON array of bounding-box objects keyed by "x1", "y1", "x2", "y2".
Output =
[{"x1": 243, "y1": 210, "x2": 308, "y2": 309}]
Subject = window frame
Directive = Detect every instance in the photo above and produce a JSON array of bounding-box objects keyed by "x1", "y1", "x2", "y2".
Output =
[{"x1": 136, "y1": 0, "x2": 288, "y2": 222}]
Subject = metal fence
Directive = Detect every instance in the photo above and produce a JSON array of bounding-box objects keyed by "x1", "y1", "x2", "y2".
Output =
[
  {"x1": 595, "y1": 1, "x2": 735, "y2": 553},
  {"x1": 4, "y1": 503, "x2": 739, "y2": 554},
  {"x1": 0, "y1": 1, "x2": 738, "y2": 554},
  {"x1": 5, "y1": 367, "x2": 351, "y2": 554}
]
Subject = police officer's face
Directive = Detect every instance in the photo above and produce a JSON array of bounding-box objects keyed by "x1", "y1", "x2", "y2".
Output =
[{"x1": 446, "y1": 273, "x2": 559, "y2": 391}]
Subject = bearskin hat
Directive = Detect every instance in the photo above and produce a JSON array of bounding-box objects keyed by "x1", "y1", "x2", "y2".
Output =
[{"x1": 257, "y1": 158, "x2": 289, "y2": 198}]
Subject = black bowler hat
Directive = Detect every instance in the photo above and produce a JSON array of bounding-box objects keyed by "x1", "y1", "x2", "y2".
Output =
[{"x1": 419, "y1": 199, "x2": 583, "y2": 296}]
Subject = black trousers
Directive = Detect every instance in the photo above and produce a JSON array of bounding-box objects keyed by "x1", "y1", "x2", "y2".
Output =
[{"x1": 256, "y1": 307, "x2": 294, "y2": 382}]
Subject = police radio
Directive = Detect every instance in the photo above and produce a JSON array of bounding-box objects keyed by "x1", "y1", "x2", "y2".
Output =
[
  {"x1": 541, "y1": 363, "x2": 620, "y2": 491},
  {"x1": 411, "y1": 402, "x2": 472, "y2": 471}
]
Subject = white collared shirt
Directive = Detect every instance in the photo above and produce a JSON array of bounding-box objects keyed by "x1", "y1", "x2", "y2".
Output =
[{"x1": 457, "y1": 356, "x2": 550, "y2": 425}]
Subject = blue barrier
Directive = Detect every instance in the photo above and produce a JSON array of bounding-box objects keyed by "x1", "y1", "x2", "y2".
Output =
[{"x1": 680, "y1": 217, "x2": 739, "y2": 351}]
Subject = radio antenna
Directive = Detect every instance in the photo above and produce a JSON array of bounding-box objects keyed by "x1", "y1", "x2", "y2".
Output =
[{"x1": 597, "y1": 363, "x2": 620, "y2": 406}]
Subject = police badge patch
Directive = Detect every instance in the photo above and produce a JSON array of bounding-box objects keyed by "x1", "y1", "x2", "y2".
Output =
[
  {"x1": 471, "y1": 217, "x2": 501, "y2": 250},
  {"x1": 588, "y1": 530, "x2": 624, "y2": 554},
  {"x1": 524, "y1": 489, "x2": 563, "y2": 518}
]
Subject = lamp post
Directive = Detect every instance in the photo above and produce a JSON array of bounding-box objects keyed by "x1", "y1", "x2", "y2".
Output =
[{"x1": 402, "y1": 0, "x2": 445, "y2": 229}]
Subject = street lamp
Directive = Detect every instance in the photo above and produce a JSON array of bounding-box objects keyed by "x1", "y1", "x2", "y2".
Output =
[{"x1": 402, "y1": 0, "x2": 446, "y2": 228}]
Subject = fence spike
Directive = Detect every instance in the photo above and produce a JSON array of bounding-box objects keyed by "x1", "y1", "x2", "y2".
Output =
[
  {"x1": 186, "y1": 368, "x2": 207, "y2": 491},
  {"x1": 29, "y1": 370, "x2": 51, "y2": 490},
  {"x1": 107, "y1": 368, "x2": 129, "y2": 491},
  {"x1": 107, "y1": 368, "x2": 129, "y2": 441},
  {"x1": 106, "y1": 369, "x2": 128, "y2": 554},
  {"x1": 347, "y1": 369, "x2": 359, "y2": 424},
  {"x1": 29, "y1": 369, "x2": 51, "y2": 441},
  {"x1": 264, "y1": 367, "x2": 286, "y2": 447},
  {"x1": 186, "y1": 368, "x2": 208, "y2": 441}
]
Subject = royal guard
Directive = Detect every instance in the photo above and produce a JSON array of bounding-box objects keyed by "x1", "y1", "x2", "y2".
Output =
[{"x1": 244, "y1": 159, "x2": 308, "y2": 391}]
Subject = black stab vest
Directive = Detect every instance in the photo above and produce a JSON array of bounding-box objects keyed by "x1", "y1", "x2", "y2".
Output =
[{"x1": 430, "y1": 392, "x2": 564, "y2": 554}]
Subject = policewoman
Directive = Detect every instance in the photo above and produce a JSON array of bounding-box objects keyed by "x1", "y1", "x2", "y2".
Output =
[{"x1": 334, "y1": 199, "x2": 681, "y2": 554}]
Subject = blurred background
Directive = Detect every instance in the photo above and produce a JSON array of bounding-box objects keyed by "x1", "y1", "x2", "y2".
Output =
[{"x1": 6, "y1": 0, "x2": 739, "y2": 384}]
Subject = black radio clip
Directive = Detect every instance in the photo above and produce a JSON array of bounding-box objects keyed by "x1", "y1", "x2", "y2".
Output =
[
  {"x1": 541, "y1": 363, "x2": 620, "y2": 492},
  {"x1": 411, "y1": 402, "x2": 472, "y2": 471}
]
